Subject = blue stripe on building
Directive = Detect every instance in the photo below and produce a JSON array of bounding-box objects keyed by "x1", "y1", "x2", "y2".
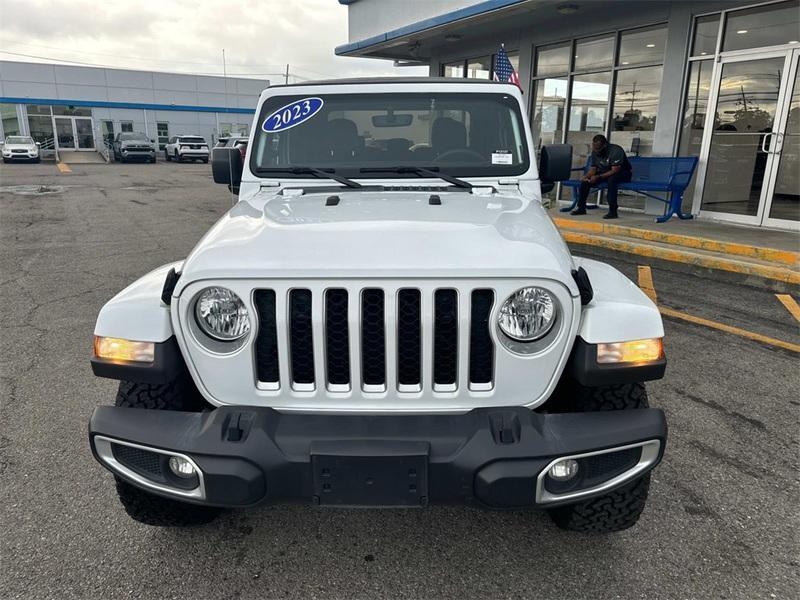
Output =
[{"x1": 0, "y1": 97, "x2": 255, "y2": 114}]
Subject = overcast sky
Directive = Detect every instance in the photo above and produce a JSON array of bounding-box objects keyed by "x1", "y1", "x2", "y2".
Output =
[{"x1": 0, "y1": 0, "x2": 427, "y2": 82}]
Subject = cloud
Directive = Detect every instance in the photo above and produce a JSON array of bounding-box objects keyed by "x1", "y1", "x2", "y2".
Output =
[{"x1": 0, "y1": 0, "x2": 428, "y2": 81}]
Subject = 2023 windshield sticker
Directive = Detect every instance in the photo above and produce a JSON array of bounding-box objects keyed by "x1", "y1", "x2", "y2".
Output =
[{"x1": 262, "y1": 98, "x2": 324, "y2": 133}]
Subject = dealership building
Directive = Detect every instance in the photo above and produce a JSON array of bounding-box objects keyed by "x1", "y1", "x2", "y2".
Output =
[
  {"x1": 0, "y1": 60, "x2": 264, "y2": 158},
  {"x1": 338, "y1": 0, "x2": 799, "y2": 230}
]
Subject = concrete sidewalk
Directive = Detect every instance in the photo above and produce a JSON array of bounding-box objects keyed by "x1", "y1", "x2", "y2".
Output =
[{"x1": 550, "y1": 207, "x2": 799, "y2": 285}]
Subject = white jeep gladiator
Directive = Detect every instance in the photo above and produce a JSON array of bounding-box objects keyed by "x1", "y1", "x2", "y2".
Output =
[{"x1": 89, "y1": 78, "x2": 667, "y2": 533}]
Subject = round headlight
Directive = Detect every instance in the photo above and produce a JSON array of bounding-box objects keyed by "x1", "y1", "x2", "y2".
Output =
[
  {"x1": 194, "y1": 287, "x2": 250, "y2": 341},
  {"x1": 498, "y1": 287, "x2": 557, "y2": 342}
]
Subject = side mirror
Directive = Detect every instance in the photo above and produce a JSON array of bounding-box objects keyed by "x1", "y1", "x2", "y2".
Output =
[
  {"x1": 538, "y1": 144, "x2": 573, "y2": 194},
  {"x1": 151, "y1": 139, "x2": 155, "y2": 144},
  {"x1": 212, "y1": 147, "x2": 243, "y2": 187},
  {"x1": 35, "y1": 142, "x2": 41, "y2": 147}
]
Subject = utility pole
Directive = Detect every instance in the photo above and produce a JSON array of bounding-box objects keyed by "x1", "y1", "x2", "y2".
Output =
[{"x1": 285, "y1": 64, "x2": 290, "y2": 85}]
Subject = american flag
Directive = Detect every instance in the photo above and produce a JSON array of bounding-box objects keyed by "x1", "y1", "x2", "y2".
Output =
[{"x1": 494, "y1": 45, "x2": 520, "y2": 89}]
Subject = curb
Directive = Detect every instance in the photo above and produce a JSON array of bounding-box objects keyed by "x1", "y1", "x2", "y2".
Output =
[
  {"x1": 553, "y1": 217, "x2": 799, "y2": 267},
  {"x1": 560, "y1": 230, "x2": 800, "y2": 285}
]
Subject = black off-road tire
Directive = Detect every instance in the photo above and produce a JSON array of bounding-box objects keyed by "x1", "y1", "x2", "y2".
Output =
[
  {"x1": 112, "y1": 377, "x2": 221, "y2": 526},
  {"x1": 547, "y1": 382, "x2": 652, "y2": 533},
  {"x1": 165, "y1": 149, "x2": 171, "y2": 161}
]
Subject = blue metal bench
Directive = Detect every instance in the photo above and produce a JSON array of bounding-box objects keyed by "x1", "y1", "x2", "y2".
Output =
[{"x1": 560, "y1": 156, "x2": 699, "y2": 223}]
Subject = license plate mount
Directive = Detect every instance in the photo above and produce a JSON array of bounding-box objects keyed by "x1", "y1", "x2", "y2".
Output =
[{"x1": 311, "y1": 441, "x2": 429, "y2": 507}]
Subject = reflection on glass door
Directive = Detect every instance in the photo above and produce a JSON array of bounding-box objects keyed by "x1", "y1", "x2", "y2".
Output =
[
  {"x1": 75, "y1": 118, "x2": 95, "y2": 149},
  {"x1": 766, "y1": 59, "x2": 800, "y2": 224},
  {"x1": 700, "y1": 55, "x2": 784, "y2": 220},
  {"x1": 55, "y1": 117, "x2": 75, "y2": 149}
]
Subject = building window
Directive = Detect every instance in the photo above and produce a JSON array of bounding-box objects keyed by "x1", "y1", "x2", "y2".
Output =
[
  {"x1": 442, "y1": 51, "x2": 519, "y2": 80},
  {"x1": 1, "y1": 104, "x2": 21, "y2": 138},
  {"x1": 157, "y1": 122, "x2": 169, "y2": 150},
  {"x1": 467, "y1": 56, "x2": 492, "y2": 80},
  {"x1": 532, "y1": 24, "x2": 667, "y2": 208},
  {"x1": 691, "y1": 14, "x2": 720, "y2": 57},
  {"x1": 442, "y1": 61, "x2": 465, "y2": 78},
  {"x1": 26, "y1": 106, "x2": 55, "y2": 146},
  {"x1": 52, "y1": 105, "x2": 92, "y2": 117},
  {"x1": 101, "y1": 121, "x2": 114, "y2": 147},
  {"x1": 722, "y1": 1, "x2": 800, "y2": 53},
  {"x1": 121, "y1": 121, "x2": 133, "y2": 133}
]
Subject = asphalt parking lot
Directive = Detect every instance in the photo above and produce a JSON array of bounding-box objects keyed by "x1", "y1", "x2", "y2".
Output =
[{"x1": 1, "y1": 161, "x2": 798, "y2": 600}]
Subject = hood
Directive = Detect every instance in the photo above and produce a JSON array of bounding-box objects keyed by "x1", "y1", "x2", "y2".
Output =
[
  {"x1": 178, "y1": 188, "x2": 577, "y2": 292},
  {"x1": 3, "y1": 142, "x2": 36, "y2": 151}
]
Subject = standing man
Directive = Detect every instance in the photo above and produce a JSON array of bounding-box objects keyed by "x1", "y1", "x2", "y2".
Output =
[{"x1": 571, "y1": 134, "x2": 632, "y2": 219}]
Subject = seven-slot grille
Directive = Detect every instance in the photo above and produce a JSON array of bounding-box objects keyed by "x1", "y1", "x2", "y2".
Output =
[{"x1": 254, "y1": 287, "x2": 495, "y2": 392}]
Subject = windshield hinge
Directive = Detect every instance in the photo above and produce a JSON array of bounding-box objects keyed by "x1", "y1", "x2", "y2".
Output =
[
  {"x1": 498, "y1": 178, "x2": 519, "y2": 186},
  {"x1": 259, "y1": 181, "x2": 280, "y2": 190}
]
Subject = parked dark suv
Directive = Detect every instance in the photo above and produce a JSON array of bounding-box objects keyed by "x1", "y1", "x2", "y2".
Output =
[{"x1": 113, "y1": 132, "x2": 156, "y2": 163}]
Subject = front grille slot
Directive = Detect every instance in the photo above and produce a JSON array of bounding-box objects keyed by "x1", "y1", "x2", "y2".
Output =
[
  {"x1": 433, "y1": 289, "x2": 458, "y2": 388},
  {"x1": 469, "y1": 290, "x2": 494, "y2": 388},
  {"x1": 325, "y1": 289, "x2": 350, "y2": 388},
  {"x1": 397, "y1": 289, "x2": 422, "y2": 387},
  {"x1": 361, "y1": 288, "x2": 386, "y2": 388},
  {"x1": 254, "y1": 290, "x2": 279, "y2": 384},
  {"x1": 289, "y1": 289, "x2": 314, "y2": 388}
]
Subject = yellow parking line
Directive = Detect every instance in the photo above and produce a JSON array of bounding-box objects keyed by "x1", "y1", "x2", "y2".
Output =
[
  {"x1": 637, "y1": 265, "x2": 800, "y2": 353},
  {"x1": 56, "y1": 162, "x2": 71, "y2": 173},
  {"x1": 637, "y1": 266, "x2": 657, "y2": 303},
  {"x1": 775, "y1": 294, "x2": 800, "y2": 323}
]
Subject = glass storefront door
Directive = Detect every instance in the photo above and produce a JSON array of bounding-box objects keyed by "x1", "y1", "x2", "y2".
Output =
[
  {"x1": 698, "y1": 49, "x2": 799, "y2": 229},
  {"x1": 74, "y1": 117, "x2": 95, "y2": 149},
  {"x1": 53, "y1": 116, "x2": 95, "y2": 151},
  {"x1": 763, "y1": 52, "x2": 800, "y2": 225},
  {"x1": 54, "y1": 116, "x2": 76, "y2": 149}
]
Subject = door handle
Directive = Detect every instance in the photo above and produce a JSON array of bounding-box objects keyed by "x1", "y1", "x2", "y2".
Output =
[
  {"x1": 760, "y1": 132, "x2": 774, "y2": 153},
  {"x1": 773, "y1": 132, "x2": 784, "y2": 154}
]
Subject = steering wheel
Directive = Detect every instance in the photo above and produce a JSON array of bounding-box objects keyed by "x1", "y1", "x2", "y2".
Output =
[{"x1": 433, "y1": 148, "x2": 485, "y2": 163}]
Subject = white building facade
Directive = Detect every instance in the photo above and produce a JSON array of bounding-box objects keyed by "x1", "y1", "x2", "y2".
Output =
[{"x1": 0, "y1": 61, "x2": 265, "y2": 156}]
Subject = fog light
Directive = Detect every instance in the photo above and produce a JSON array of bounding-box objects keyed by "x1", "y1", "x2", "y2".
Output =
[
  {"x1": 548, "y1": 459, "x2": 580, "y2": 481},
  {"x1": 168, "y1": 456, "x2": 196, "y2": 478}
]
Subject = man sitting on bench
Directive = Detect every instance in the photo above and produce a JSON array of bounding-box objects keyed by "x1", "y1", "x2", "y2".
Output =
[{"x1": 571, "y1": 134, "x2": 632, "y2": 220}]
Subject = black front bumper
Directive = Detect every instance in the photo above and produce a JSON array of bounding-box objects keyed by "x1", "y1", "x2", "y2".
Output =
[{"x1": 89, "y1": 405, "x2": 667, "y2": 509}]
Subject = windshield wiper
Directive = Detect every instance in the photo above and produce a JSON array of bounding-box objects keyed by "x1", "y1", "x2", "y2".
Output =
[
  {"x1": 359, "y1": 166, "x2": 472, "y2": 189},
  {"x1": 255, "y1": 166, "x2": 362, "y2": 189}
]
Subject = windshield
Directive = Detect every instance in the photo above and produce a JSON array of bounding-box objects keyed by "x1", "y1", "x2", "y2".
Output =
[
  {"x1": 6, "y1": 136, "x2": 34, "y2": 144},
  {"x1": 119, "y1": 133, "x2": 148, "y2": 141},
  {"x1": 250, "y1": 92, "x2": 530, "y2": 178}
]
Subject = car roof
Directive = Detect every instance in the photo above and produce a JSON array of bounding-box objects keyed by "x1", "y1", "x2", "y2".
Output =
[{"x1": 268, "y1": 76, "x2": 515, "y2": 88}]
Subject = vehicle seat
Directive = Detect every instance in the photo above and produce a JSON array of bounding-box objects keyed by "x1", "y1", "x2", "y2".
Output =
[
  {"x1": 413, "y1": 117, "x2": 467, "y2": 161},
  {"x1": 324, "y1": 118, "x2": 362, "y2": 161}
]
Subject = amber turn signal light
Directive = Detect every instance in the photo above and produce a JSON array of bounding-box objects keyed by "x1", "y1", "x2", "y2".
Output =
[
  {"x1": 93, "y1": 336, "x2": 155, "y2": 363},
  {"x1": 597, "y1": 338, "x2": 663, "y2": 365}
]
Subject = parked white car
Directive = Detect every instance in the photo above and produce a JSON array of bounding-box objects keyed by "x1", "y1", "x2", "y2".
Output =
[
  {"x1": 164, "y1": 135, "x2": 209, "y2": 163},
  {"x1": 89, "y1": 78, "x2": 667, "y2": 533},
  {"x1": 2, "y1": 135, "x2": 40, "y2": 163}
]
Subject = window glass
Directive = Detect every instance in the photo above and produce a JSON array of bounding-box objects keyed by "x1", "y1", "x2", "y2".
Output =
[
  {"x1": 723, "y1": 1, "x2": 800, "y2": 52},
  {"x1": 467, "y1": 56, "x2": 492, "y2": 79},
  {"x1": 1, "y1": 104, "x2": 20, "y2": 137},
  {"x1": 251, "y1": 93, "x2": 530, "y2": 178},
  {"x1": 531, "y1": 77, "x2": 568, "y2": 149},
  {"x1": 574, "y1": 35, "x2": 614, "y2": 71},
  {"x1": 692, "y1": 14, "x2": 720, "y2": 56},
  {"x1": 101, "y1": 120, "x2": 114, "y2": 146},
  {"x1": 611, "y1": 65, "x2": 662, "y2": 156},
  {"x1": 26, "y1": 105, "x2": 52, "y2": 116},
  {"x1": 52, "y1": 105, "x2": 91, "y2": 117},
  {"x1": 27, "y1": 115, "x2": 54, "y2": 145},
  {"x1": 157, "y1": 121, "x2": 169, "y2": 150},
  {"x1": 535, "y1": 43, "x2": 570, "y2": 77},
  {"x1": 442, "y1": 61, "x2": 464, "y2": 78},
  {"x1": 567, "y1": 71, "x2": 612, "y2": 169},
  {"x1": 678, "y1": 60, "x2": 714, "y2": 210},
  {"x1": 121, "y1": 121, "x2": 133, "y2": 133},
  {"x1": 618, "y1": 25, "x2": 667, "y2": 66}
]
